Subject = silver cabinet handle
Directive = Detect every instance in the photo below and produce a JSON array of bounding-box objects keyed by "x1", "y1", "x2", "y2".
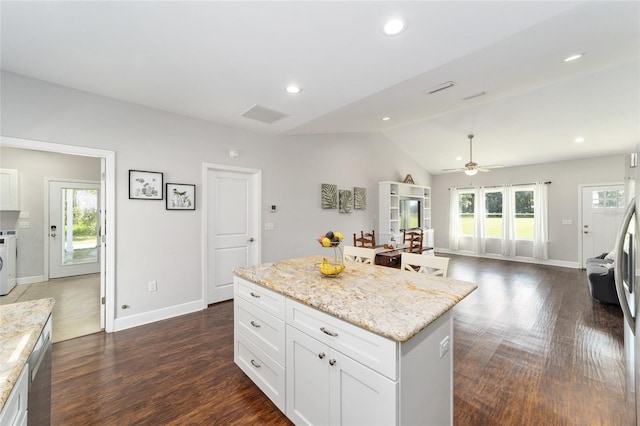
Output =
[
  {"x1": 320, "y1": 327, "x2": 338, "y2": 337},
  {"x1": 250, "y1": 359, "x2": 261, "y2": 368},
  {"x1": 318, "y1": 352, "x2": 325, "y2": 359},
  {"x1": 250, "y1": 320, "x2": 261, "y2": 328},
  {"x1": 250, "y1": 292, "x2": 260, "y2": 298},
  {"x1": 329, "y1": 359, "x2": 337, "y2": 366}
]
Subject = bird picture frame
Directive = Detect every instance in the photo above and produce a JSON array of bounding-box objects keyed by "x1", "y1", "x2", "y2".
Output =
[{"x1": 166, "y1": 183, "x2": 196, "y2": 210}]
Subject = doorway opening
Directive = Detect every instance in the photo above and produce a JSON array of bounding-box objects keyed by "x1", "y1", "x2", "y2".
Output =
[{"x1": 0, "y1": 136, "x2": 116, "y2": 336}]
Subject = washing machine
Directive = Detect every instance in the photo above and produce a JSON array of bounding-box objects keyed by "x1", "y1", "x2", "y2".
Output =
[{"x1": 0, "y1": 234, "x2": 17, "y2": 295}]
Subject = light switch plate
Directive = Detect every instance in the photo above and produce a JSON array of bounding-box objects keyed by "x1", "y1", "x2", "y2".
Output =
[{"x1": 265, "y1": 222, "x2": 274, "y2": 231}]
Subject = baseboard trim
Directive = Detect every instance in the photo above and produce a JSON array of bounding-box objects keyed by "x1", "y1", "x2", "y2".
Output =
[
  {"x1": 114, "y1": 300, "x2": 204, "y2": 332},
  {"x1": 16, "y1": 275, "x2": 46, "y2": 285},
  {"x1": 435, "y1": 247, "x2": 580, "y2": 269}
]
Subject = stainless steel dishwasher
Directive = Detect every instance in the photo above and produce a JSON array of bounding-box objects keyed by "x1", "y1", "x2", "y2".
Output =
[{"x1": 27, "y1": 315, "x2": 52, "y2": 425}]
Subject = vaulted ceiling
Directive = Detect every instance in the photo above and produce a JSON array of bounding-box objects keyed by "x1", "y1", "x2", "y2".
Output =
[{"x1": 1, "y1": 1, "x2": 638, "y2": 174}]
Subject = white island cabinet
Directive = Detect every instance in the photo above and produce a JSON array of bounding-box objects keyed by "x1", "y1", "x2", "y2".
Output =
[{"x1": 233, "y1": 257, "x2": 477, "y2": 426}]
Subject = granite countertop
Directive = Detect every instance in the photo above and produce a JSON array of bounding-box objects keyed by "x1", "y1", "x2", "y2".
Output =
[
  {"x1": 0, "y1": 298, "x2": 55, "y2": 412},
  {"x1": 234, "y1": 255, "x2": 477, "y2": 342}
]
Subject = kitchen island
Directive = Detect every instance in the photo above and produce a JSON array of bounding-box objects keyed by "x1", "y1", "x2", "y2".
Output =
[
  {"x1": 0, "y1": 298, "x2": 55, "y2": 423},
  {"x1": 233, "y1": 255, "x2": 477, "y2": 425}
]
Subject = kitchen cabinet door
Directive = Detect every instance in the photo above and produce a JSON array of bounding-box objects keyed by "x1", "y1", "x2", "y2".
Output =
[
  {"x1": 286, "y1": 325, "x2": 330, "y2": 426},
  {"x1": 286, "y1": 325, "x2": 397, "y2": 426},
  {"x1": 329, "y1": 350, "x2": 397, "y2": 425}
]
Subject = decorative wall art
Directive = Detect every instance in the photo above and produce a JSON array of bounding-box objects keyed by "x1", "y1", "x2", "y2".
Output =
[
  {"x1": 321, "y1": 183, "x2": 338, "y2": 209},
  {"x1": 129, "y1": 170, "x2": 163, "y2": 200},
  {"x1": 353, "y1": 187, "x2": 366, "y2": 210},
  {"x1": 403, "y1": 174, "x2": 415, "y2": 184},
  {"x1": 339, "y1": 189, "x2": 353, "y2": 213},
  {"x1": 166, "y1": 183, "x2": 196, "y2": 210}
]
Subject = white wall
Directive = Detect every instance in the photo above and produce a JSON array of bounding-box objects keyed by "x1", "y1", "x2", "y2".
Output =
[
  {"x1": 431, "y1": 154, "x2": 626, "y2": 265},
  {"x1": 1, "y1": 71, "x2": 429, "y2": 328},
  {"x1": 0, "y1": 147, "x2": 101, "y2": 281}
]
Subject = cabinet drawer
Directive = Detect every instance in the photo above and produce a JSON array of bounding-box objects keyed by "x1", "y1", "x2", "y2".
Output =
[
  {"x1": 0, "y1": 364, "x2": 28, "y2": 426},
  {"x1": 235, "y1": 277, "x2": 285, "y2": 321},
  {"x1": 286, "y1": 299, "x2": 398, "y2": 380},
  {"x1": 235, "y1": 333, "x2": 285, "y2": 412},
  {"x1": 235, "y1": 298, "x2": 285, "y2": 365}
]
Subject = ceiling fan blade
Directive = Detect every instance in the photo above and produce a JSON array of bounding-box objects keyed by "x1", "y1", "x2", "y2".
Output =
[
  {"x1": 477, "y1": 165, "x2": 504, "y2": 172},
  {"x1": 441, "y1": 167, "x2": 465, "y2": 172},
  {"x1": 480, "y1": 165, "x2": 504, "y2": 169}
]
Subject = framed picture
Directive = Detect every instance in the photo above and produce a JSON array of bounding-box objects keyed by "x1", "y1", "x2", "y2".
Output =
[
  {"x1": 321, "y1": 183, "x2": 338, "y2": 209},
  {"x1": 166, "y1": 183, "x2": 196, "y2": 210},
  {"x1": 339, "y1": 189, "x2": 353, "y2": 213},
  {"x1": 129, "y1": 170, "x2": 163, "y2": 200},
  {"x1": 354, "y1": 187, "x2": 366, "y2": 210}
]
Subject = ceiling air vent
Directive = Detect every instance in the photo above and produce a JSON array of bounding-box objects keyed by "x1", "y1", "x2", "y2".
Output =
[
  {"x1": 240, "y1": 104, "x2": 289, "y2": 124},
  {"x1": 424, "y1": 81, "x2": 456, "y2": 95}
]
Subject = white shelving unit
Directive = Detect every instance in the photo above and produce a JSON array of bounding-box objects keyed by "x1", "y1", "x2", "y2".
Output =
[{"x1": 378, "y1": 181, "x2": 433, "y2": 251}]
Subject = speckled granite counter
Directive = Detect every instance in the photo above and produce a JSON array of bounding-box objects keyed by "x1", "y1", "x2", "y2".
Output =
[
  {"x1": 234, "y1": 255, "x2": 477, "y2": 342},
  {"x1": 0, "y1": 298, "x2": 55, "y2": 412}
]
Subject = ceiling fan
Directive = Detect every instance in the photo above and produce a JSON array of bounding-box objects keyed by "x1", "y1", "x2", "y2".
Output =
[{"x1": 442, "y1": 134, "x2": 504, "y2": 176}]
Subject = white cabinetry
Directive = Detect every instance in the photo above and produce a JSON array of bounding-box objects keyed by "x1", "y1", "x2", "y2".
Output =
[
  {"x1": 234, "y1": 276, "x2": 454, "y2": 425},
  {"x1": 285, "y1": 300, "x2": 397, "y2": 426},
  {"x1": 378, "y1": 181, "x2": 431, "y2": 246},
  {"x1": 0, "y1": 169, "x2": 19, "y2": 211},
  {"x1": 234, "y1": 278, "x2": 286, "y2": 411},
  {"x1": 0, "y1": 364, "x2": 28, "y2": 426}
]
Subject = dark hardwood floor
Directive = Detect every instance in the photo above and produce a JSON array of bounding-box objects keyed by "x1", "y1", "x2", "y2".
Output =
[{"x1": 52, "y1": 255, "x2": 629, "y2": 425}]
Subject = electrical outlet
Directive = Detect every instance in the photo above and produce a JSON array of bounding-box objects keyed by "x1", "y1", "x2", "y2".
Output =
[
  {"x1": 148, "y1": 281, "x2": 157, "y2": 292},
  {"x1": 265, "y1": 222, "x2": 274, "y2": 231},
  {"x1": 19, "y1": 211, "x2": 30, "y2": 219},
  {"x1": 439, "y1": 336, "x2": 450, "y2": 358},
  {"x1": 18, "y1": 221, "x2": 30, "y2": 229}
]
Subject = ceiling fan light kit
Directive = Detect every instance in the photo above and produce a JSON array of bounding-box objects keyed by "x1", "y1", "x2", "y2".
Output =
[{"x1": 441, "y1": 134, "x2": 504, "y2": 175}]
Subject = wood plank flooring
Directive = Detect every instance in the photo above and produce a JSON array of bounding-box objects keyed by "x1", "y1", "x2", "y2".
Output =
[{"x1": 51, "y1": 255, "x2": 629, "y2": 425}]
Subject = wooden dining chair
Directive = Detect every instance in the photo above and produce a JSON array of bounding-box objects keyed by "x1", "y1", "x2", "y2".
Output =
[
  {"x1": 343, "y1": 246, "x2": 376, "y2": 264},
  {"x1": 403, "y1": 229, "x2": 423, "y2": 253},
  {"x1": 353, "y1": 230, "x2": 376, "y2": 248},
  {"x1": 401, "y1": 253, "x2": 450, "y2": 277}
]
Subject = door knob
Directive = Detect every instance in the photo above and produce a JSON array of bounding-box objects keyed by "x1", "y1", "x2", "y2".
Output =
[
  {"x1": 248, "y1": 237, "x2": 255, "y2": 243},
  {"x1": 50, "y1": 225, "x2": 57, "y2": 237}
]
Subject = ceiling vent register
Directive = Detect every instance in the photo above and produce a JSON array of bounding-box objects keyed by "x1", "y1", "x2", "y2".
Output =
[{"x1": 241, "y1": 104, "x2": 289, "y2": 124}]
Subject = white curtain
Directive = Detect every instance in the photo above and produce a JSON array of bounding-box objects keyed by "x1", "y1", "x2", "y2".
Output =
[
  {"x1": 502, "y1": 185, "x2": 516, "y2": 256},
  {"x1": 475, "y1": 188, "x2": 486, "y2": 254},
  {"x1": 533, "y1": 182, "x2": 549, "y2": 259},
  {"x1": 449, "y1": 188, "x2": 459, "y2": 250}
]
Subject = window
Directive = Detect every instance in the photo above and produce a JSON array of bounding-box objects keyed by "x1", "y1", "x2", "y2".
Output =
[
  {"x1": 592, "y1": 189, "x2": 625, "y2": 208},
  {"x1": 484, "y1": 190, "x2": 503, "y2": 238},
  {"x1": 458, "y1": 191, "x2": 475, "y2": 236},
  {"x1": 514, "y1": 188, "x2": 534, "y2": 240}
]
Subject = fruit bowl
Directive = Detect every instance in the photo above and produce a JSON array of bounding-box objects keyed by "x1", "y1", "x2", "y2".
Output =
[{"x1": 317, "y1": 260, "x2": 345, "y2": 277}]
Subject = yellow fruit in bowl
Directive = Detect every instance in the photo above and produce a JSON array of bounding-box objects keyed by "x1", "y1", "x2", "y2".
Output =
[
  {"x1": 318, "y1": 259, "x2": 345, "y2": 276},
  {"x1": 334, "y1": 231, "x2": 344, "y2": 241},
  {"x1": 321, "y1": 237, "x2": 332, "y2": 247}
]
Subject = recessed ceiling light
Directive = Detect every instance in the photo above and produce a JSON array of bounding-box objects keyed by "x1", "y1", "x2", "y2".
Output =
[
  {"x1": 381, "y1": 116, "x2": 391, "y2": 121},
  {"x1": 564, "y1": 53, "x2": 585, "y2": 62},
  {"x1": 575, "y1": 137, "x2": 585, "y2": 143},
  {"x1": 286, "y1": 85, "x2": 301, "y2": 94},
  {"x1": 383, "y1": 17, "x2": 407, "y2": 36}
]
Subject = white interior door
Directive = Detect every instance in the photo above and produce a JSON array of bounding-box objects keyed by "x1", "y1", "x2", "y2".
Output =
[
  {"x1": 581, "y1": 184, "x2": 625, "y2": 266},
  {"x1": 205, "y1": 166, "x2": 261, "y2": 304},
  {"x1": 49, "y1": 180, "x2": 101, "y2": 279}
]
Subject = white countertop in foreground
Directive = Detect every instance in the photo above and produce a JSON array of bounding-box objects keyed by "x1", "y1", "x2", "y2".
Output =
[
  {"x1": 234, "y1": 256, "x2": 477, "y2": 342},
  {"x1": 0, "y1": 298, "x2": 55, "y2": 412}
]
